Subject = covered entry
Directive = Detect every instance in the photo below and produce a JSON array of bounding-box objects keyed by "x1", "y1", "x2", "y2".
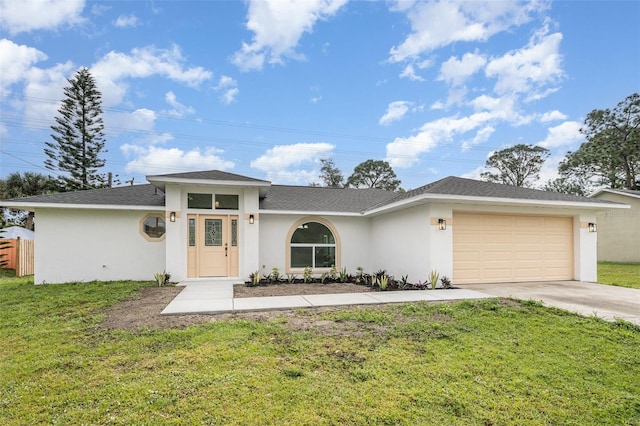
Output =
[
  {"x1": 453, "y1": 212, "x2": 573, "y2": 284},
  {"x1": 187, "y1": 214, "x2": 239, "y2": 277}
]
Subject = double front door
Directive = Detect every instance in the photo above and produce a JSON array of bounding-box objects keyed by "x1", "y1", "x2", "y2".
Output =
[{"x1": 187, "y1": 215, "x2": 239, "y2": 277}]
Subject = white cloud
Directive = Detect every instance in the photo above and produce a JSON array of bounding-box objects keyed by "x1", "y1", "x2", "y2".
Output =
[
  {"x1": 0, "y1": 39, "x2": 48, "y2": 94},
  {"x1": 0, "y1": 0, "x2": 85, "y2": 34},
  {"x1": 163, "y1": 91, "x2": 195, "y2": 117},
  {"x1": 461, "y1": 125, "x2": 495, "y2": 151},
  {"x1": 485, "y1": 27, "x2": 564, "y2": 97},
  {"x1": 399, "y1": 64, "x2": 424, "y2": 81},
  {"x1": 22, "y1": 61, "x2": 75, "y2": 124},
  {"x1": 536, "y1": 121, "x2": 583, "y2": 148},
  {"x1": 379, "y1": 101, "x2": 413, "y2": 125},
  {"x1": 438, "y1": 51, "x2": 487, "y2": 86},
  {"x1": 91, "y1": 44, "x2": 213, "y2": 106},
  {"x1": 386, "y1": 100, "x2": 517, "y2": 168},
  {"x1": 461, "y1": 164, "x2": 487, "y2": 180},
  {"x1": 250, "y1": 142, "x2": 334, "y2": 184},
  {"x1": 232, "y1": 0, "x2": 348, "y2": 71},
  {"x1": 107, "y1": 108, "x2": 157, "y2": 133},
  {"x1": 122, "y1": 145, "x2": 235, "y2": 175},
  {"x1": 113, "y1": 14, "x2": 140, "y2": 28},
  {"x1": 215, "y1": 75, "x2": 239, "y2": 104},
  {"x1": 389, "y1": 1, "x2": 546, "y2": 62},
  {"x1": 539, "y1": 110, "x2": 567, "y2": 122}
]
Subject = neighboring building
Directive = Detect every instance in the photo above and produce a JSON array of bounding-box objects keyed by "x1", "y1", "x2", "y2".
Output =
[
  {"x1": 590, "y1": 189, "x2": 640, "y2": 263},
  {"x1": 1, "y1": 170, "x2": 628, "y2": 285}
]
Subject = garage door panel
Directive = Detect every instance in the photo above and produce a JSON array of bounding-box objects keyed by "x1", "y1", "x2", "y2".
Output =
[{"x1": 453, "y1": 213, "x2": 573, "y2": 284}]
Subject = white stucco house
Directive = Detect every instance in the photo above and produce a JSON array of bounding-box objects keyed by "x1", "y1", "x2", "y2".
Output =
[
  {"x1": 1, "y1": 170, "x2": 629, "y2": 285},
  {"x1": 590, "y1": 188, "x2": 640, "y2": 263}
]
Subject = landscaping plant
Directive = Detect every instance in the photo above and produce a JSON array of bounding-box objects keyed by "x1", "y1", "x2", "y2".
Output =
[{"x1": 428, "y1": 270, "x2": 440, "y2": 289}]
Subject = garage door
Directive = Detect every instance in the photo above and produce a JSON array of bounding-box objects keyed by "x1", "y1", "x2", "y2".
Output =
[{"x1": 453, "y1": 212, "x2": 573, "y2": 284}]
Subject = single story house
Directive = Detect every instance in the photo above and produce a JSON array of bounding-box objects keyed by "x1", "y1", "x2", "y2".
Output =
[
  {"x1": 1, "y1": 170, "x2": 629, "y2": 285},
  {"x1": 590, "y1": 188, "x2": 640, "y2": 263}
]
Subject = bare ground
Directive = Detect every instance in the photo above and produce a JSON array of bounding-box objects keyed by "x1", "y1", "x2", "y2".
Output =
[
  {"x1": 234, "y1": 282, "x2": 372, "y2": 298},
  {"x1": 100, "y1": 283, "x2": 384, "y2": 333}
]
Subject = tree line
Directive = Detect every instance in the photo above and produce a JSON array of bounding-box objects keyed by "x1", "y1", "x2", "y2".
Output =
[{"x1": 481, "y1": 93, "x2": 639, "y2": 194}]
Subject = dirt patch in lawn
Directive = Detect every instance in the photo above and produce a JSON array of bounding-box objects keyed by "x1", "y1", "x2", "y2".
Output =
[
  {"x1": 100, "y1": 284, "x2": 388, "y2": 332},
  {"x1": 234, "y1": 282, "x2": 371, "y2": 298},
  {"x1": 99, "y1": 283, "x2": 476, "y2": 335}
]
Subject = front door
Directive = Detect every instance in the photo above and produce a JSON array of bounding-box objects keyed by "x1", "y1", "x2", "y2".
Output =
[{"x1": 187, "y1": 214, "x2": 239, "y2": 277}]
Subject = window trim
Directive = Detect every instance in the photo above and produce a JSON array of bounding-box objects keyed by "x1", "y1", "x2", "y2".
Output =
[
  {"x1": 285, "y1": 216, "x2": 341, "y2": 274},
  {"x1": 140, "y1": 213, "x2": 167, "y2": 242}
]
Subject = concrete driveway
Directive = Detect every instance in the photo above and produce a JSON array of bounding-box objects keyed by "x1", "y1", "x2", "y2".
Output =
[{"x1": 459, "y1": 281, "x2": 640, "y2": 325}]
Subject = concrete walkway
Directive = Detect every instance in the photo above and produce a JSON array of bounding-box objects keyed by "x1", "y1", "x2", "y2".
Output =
[{"x1": 161, "y1": 280, "x2": 494, "y2": 315}]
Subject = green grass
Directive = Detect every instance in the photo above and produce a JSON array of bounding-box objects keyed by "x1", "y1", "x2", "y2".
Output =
[
  {"x1": 1, "y1": 277, "x2": 639, "y2": 425},
  {"x1": 598, "y1": 262, "x2": 640, "y2": 289}
]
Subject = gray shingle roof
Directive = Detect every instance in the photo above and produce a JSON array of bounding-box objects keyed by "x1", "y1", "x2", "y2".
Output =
[
  {"x1": 260, "y1": 185, "x2": 397, "y2": 213},
  {"x1": 147, "y1": 170, "x2": 270, "y2": 183},
  {"x1": 2, "y1": 184, "x2": 165, "y2": 207},
  {"x1": 2, "y1": 175, "x2": 620, "y2": 212},
  {"x1": 367, "y1": 176, "x2": 618, "y2": 210}
]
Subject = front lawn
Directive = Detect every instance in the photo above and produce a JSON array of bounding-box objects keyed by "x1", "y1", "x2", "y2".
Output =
[
  {"x1": 0, "y1": 277, "x2": 638, "y2": 425},
  {"x1": 598, "y1": 262, "x2": 640, "y2": 289}
]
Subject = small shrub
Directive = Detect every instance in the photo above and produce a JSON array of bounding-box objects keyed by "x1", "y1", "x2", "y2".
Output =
[
  {"x1": 153, "y1": 271, "x2": 170, "y2": 287},
  {"x1": 355, "y1": 266, "x2": 364, "y2": 283},
  {"x1": 286, "y1": 273, "x2": 296, "y2": 284},
  {"x1": 320, "y1": 272, "x2": 328, "y2": 284},
  {"x1": 378, "y1": 274, "x2": 389, "y2": 290},
  {"x1": 339, "y1": 267, "x2": 348, "y2": 283},
  {"x1": 271, "y1": 267, "x2": 281, "y2": 283},
  {"x1": 248, "y1": 271, "x2": 261, "y2": 286},
  {"x1": 428, "y1": 270, "x2": 440, "y2": 290},
  {"x1": 329, "y1": 264, "x2": 338, "y2": 281},
  {"x1": 398, "y1": 275, "x2": 409, "y2": 289},
  {"x1": 303, "y1": 266, "x2": 313, "y2": 283},
  {"x1": 440, "y1": 276, "x2": 452, "y2": 289}
]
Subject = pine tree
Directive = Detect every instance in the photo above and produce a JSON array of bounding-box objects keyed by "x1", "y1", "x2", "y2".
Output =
[{"x1": 45, "y1": 67, "x2": 107, "y2": 191}]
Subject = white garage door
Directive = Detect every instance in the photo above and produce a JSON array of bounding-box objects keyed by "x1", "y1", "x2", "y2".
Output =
[{"x1": 453, "y1": 212, "x2": 574, "y2": 284}]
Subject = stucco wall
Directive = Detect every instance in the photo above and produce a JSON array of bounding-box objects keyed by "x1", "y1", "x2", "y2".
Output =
[
  {"x1": 34, "y1": 208, "x2": 165, "y2": 284},
  {"x1": 258, "y1": 214, "x2": 371, "y2": 279},
  {"x1": 594, "y1": 192, "x2": 640, "y2": 262},
  {"x1": 370, "y1": 205, "x2": 433, "y2": 283}
]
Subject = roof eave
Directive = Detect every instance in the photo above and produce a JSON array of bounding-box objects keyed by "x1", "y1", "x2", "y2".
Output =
[
  {"x1": 147, "y1": 176, "x2": 272, "y2": 190},
  {"x1": 590, "y1": 188, "x2": 640, "y2": 200},
  {"x1": 364, "y1": 193, "x2": 630, "y2": 216},
  {"x1": 0, "y1": 202, "x2": 164, "y2": 211},
  {"x1": 258, "y1": 209, "x2": 363, "y2": 217}
]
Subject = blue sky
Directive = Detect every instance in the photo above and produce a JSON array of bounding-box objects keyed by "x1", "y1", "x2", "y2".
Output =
[{"x1": 1, "y1": 0, "x2": 638, "y2": 190}]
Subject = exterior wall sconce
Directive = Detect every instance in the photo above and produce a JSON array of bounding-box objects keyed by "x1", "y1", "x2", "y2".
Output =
[
  {"x1": 249, "y1": 214, "x2": 255, "y2": 224},
  {"x1": 588, "y1": 222, "x2": 597, "y2": 233},
  {"x1": 169, "y1": 211, "x2": 176, "y2": 222},
  {"x1": 438, "y1": 218, "x2": 446, "y2": 230}
]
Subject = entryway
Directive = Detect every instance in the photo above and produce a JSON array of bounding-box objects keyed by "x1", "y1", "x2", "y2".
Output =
[{"x1": 187, "y1": 214, "x2": 239, "y2": 278}]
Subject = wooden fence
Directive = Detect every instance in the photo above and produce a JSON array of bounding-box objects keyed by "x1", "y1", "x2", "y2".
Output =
[{"x1": 0, "y1": 238, "x2": 35, "y2": 277}]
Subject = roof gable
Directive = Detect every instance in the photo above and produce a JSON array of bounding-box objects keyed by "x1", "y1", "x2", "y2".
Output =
[
  {"x1": 591, "y1": 188, "x2": 640, "y2": 200},
  {"x1": 147, "y1": 170, "x2": 270, "y2": 183}
]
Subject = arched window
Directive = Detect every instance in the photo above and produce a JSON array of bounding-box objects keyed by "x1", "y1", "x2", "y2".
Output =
[{"x1": 289, "y1": 220, "x2": 338, "y2": 269}]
